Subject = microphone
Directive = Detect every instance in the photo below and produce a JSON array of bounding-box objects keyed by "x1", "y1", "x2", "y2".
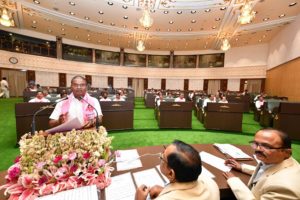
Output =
[
  {"x1": 79, "y1": 96, "x2": 100, "y2": 132},
  {"x1": 31, "y1": 97, "x2": 68, "y2": 135}
]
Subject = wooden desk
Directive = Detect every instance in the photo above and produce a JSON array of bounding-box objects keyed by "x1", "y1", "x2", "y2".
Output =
[
  {"x1": 101, "y1": 101, "x2": 134, "y2": 131},
  {"x1": 15, "y1": 102, "x2": 53, "y2": 142},
  {"x1": 227, "y1": 95, "x2": 250, "y2": 113},
  {"x1": 0, "y1": 144, "x2": 255, "y2": 200},
  {"x1": 158, "y1": 102, "x2": 193, "y2": 129},
  {"x1": 204, "y1": 103, "x2": 244, "y2": 132}
]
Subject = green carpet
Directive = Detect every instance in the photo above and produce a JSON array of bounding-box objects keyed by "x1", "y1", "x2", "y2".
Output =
[{"x1": 0, "y1": 97, "x2": 300, "y2": 171}]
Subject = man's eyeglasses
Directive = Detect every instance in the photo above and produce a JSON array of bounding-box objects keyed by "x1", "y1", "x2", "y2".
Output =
[
  {"x1": 159, "y1": 145, "x2": 168, "y2": 164},
  {"x1": 249, "y1": 141, "x2": 284, "y2": 151},
  {"x1": 72, "y1": 84, "x2": 86, "y2": 88}
]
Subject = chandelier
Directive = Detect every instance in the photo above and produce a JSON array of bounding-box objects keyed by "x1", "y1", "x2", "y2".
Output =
[
  {"x1": 139, "y1": 0, "x2": 155, "y2": 28},
  {"x1": 134, "y1": 32, "x2": 148, "y2": 51},
  {"x1": 0, "y1": 7, "x2": 15, "y2": 27},
  {"x1": 221, "y1": 38, "x2": 231, "y2": 51},
  {"x1": 238, "y1": 0, "x2": 256, "y2": 25},
  {"x1": 136, "y1": 40, "x2": 145, "y2": 51}
]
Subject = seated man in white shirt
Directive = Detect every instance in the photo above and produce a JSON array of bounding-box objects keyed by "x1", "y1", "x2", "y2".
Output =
[
  {"x1": 100, "y1": 91, "x2": 111, "y2": 101},
  {"x1": 49, "y1": 75, "x2": 103, "y2": 129},
  {"x1": 29, "y1": 91, "x2": 50, "y2": 103},
  {"x1": 219, "y1": 96, "x2": 228, "y2": 103},
  {"x1": 174, "y1": 92, "x2": 186, "y2": 102},
  {"x1": 202, "y1": 94, "x2": 216, "y2": 109},
  {"x1": 113, "y1": 92, "x2": 125, "y2": 101},
  {"x1": 255, "y1": 96, "x2": 264, "y2": 111}
]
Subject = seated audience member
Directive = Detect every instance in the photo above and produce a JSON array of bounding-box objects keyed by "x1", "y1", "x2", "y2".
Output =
[
  {"x1": 255, "y1": 96, "x2": 264, "y2": 111},
  {"x1": 174, "y1": 93, "x2": 186, "y2": 102},
  {"x1": 188, "y1": 90, "x2": 195, "y2": 101},
  {"x1": 219, "y1": 96, "x2": 228, "y2": 103},
  {"x1": 56, "y1": 89, "x2": 68, "y2": 102},
  {"x1": 156, "y1": 95, "x2": 165, "y2": 107},
  {"x1": 100, "y1": 91, "x2": 111, "y2": 101},
  {"x1": 113, "y1": 92, "x2": 125, "y2": 101},
  {"x1": 166, "y1": 92, "x2": 173, "y2": 99},
  {"x1": 29, "y1": 90, "x2": 50, "y2": 103},
  {"x1": 135, "y1": 140, "x2": 219, "y2": 200},
  {"x1": 42, "y1": 89, "x2": 51, "y2": 98},
  {"x1": 0, "y1": 77, "x2": 9, "y2": 98},
  {"x1": 49, "y1": 75, "x2": 103, "y2": 128},
  {"x1": 202, "y1": 94, "x2": 216, "y2": 109},
  {"x1": 25, "y1": 81, "x2": 37, "y2": 92},
  {"x1": 154, "y1": 91, "x2": 162, "y2": 103},
  {"x1": 118, "y1": 89, "x2": 126, "y2": 99},
  {"x1": 223, "y1": 129, "x2": 300, "y2": 200}
]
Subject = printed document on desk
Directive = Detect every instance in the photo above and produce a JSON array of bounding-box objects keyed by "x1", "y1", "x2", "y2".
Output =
[
  {"x1": 36, "y1": 185, "x2": 98, "y2": 200},
  {"x1": 116, "y1": 149, "x2": 143, "y2": 171},
  {"x1": 200, "y1": 151, "x2": 232, "y2": 172},
  {"x1": 46, "y1": 117, "x2": 82, "y2": 133},
  {"x1": 133, "y1": 168, "x2": 165, "y2": 187},
  {"x1": 105, "y1": 172, "x2": 136, "y2": 200},
  {"x1": 213, "y1": 143, "x2": 252, "y2": 160}
]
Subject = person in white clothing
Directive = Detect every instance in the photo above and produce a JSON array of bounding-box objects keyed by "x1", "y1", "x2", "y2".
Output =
[
  {"x1": 113, "y1": 92, "x2": 125, "y2": 101},
  {"x1": 100, "y1": 91, "x2": 111, "y2": 101},
  {"x1": 49, "y1": 75, "x2": 103, "y2": 128},
  {"x1": 29, "y1": 91, "x2": 50, "y2": 103},
  {"x1": 174, "y1": 93, "x2": 186, "y2": 102},
  {"x1": 255, "y1": 96, "x2": 264, "y2": 111},
  {"x1": 202, "y1": 94, "x2": 216, "y2": 109},
  {"x1": 0, "y1": 77, "x2": 9, "y2": 98}
]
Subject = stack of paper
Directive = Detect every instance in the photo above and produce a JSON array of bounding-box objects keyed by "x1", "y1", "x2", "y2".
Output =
[
  {"x1": 200, "y1": 151, "x2": 232, "y2": 172},
  {"x1": 36, "y1": 185, "x2": 98, "y2": 200},
  {"x1": 116, "y1": 149, "x2": 143, "y2": 171},
  {"x1": 213, "y1": 143, "x2": 252, "y2": 160},
  {"x1": 133, "y1": 168, "x2": 165, "y2": 187}
]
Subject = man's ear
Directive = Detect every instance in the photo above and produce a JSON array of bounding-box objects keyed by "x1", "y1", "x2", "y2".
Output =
[
  {"x1": 284, "y1": 148, "x2": 292, "y2": 158},
  {"x1": 167, "y1": 168, "x2": 176, "y2": 183}
]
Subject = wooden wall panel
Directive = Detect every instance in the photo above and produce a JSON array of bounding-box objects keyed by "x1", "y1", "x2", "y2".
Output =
[
  {"x1": 59, "y1": 73, "x2": 66, "y2": 87},
  {"x1": 161, "y1": 79, "x2": 166, "y2": 90},
  {"x1": 26, "y1": 70, "x2": 35, "y2": 83},
  {"x1": 266, "y1": 58, "x2": 300, "y2": 101}
]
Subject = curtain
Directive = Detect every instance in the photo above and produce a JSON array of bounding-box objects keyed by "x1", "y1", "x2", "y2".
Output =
[
  {"x1": 247, "y1": 79, "x2": 262, "y2": 93},
  {"x1": 207, "y1": 80, "x2": 220, "y2": 95},
  {"x1": 132, "y1": 78, "x2": 144, "y2": 97},
  {"x1": 2, "y1": 69, "x2": 27, "y2": 97}
]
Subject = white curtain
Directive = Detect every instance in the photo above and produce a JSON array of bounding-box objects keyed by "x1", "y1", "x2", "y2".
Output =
[
  {"x1": 132, "y1": 78, "x2": 144, "y2": 97},
  {"x1": 246, "y1": 79, "x2": 262, "y2": 93},
  {"x1": 189, "y1": 79, "x2": 204, "y2": 90},
  {"x1": 207, "y1": 80, "x2": 220, "y2": 95}
]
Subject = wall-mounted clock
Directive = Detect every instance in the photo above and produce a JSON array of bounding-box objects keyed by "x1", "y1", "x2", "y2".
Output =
[{"x1": 9, "y1": 57, "x2": 18, "y2": 64}]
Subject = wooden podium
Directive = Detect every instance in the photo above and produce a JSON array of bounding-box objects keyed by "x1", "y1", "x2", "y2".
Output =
[
  {"x1": 158, "y1": 102, "x2": 193, "y2": 129},
  {"x1": 204, "y1": 103, "x2": 244, "y2": 132},
  {"x1": 101, "y1": 101, "x2": 134, "y2": 131},
  {"x1": 15, "y1": 102, "x2": 53, "y2": 141},
  {"x1": 273, "y1": 102, "x2": 300, "y2": 140}
]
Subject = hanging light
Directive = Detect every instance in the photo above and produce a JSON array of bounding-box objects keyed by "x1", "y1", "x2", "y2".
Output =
[
  {"x1": 136, "y1": 40, "x2": 145, "y2": 51},
  {"x1": 139, "y1": 9, "x2": 153, "y2": 28},
  {"x1": 238, "y1": 1, "x2": 256, "y2": 25},
  {"x1": 221, "y1": 38, "x2": 231, "y2": 51},
  {"x1": 0, "y1": 7, "x2": 15, "y2": 27}
]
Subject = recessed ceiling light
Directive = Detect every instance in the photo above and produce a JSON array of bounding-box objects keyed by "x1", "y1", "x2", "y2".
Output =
[
  {"x1": 111, "y1": 22, "x2": 115, "y2": 26},
  {"x1": 177, "y1": 28, "x2": 181, "y2": 32},
  {"x1": 164, "y1": 11, "x2": 169, "y2": 14},
  {"x1": 258, "y1": 39, "x2": 262, "y2": 42},
  {"x1": 107, "y1": 2, "x2": 113, "y2": 6},
  {"x1": 177, "y1": 11, "x2": 182, "y2": 14},
  {"x1": 289, "y1": 2, "x2": 297, "y2": 7},
  {"x1": 188, "y1": 28, "x2": 192, "y2": 31},
  {"x1": 205, "y1": 9, "x2": 211, "y2": 12},
  {"x1": 235, "y1": 38, "x2": 239, "y2": 41},
  {"x1": 98, "y1": 40, "x2": 101, "y2": 43},
  {"x1": 98, "y1": 11, "x2": 104, "y2": 14},
  {"x1": 191, "y1": 10, "x2": 196, "y2": 14},
  {"x1": 32, "y1": 20, "x2": 37, "y2": 24},
  {"x1": 69, "y1": 12, "x2": 75, "y2": 15},
  {"x1": 156, "y1": 28, "x2": 160, "y2": 31},
  {"x1": 169, "y1": 21, "x2": 174, "y2": 24},
  {"x1": 87, "y1": 38, "x2": 91, "y2": 41},
  {"x1": 122, "y1": 5, "x2": 128, "y2": 9},
  {"x1": 61, "y1": 23, "x2": 65, "y2": 26},
  {"x1": 87, "y1": 34, "x2": 90, "y2": 37},
  {"x1": 123, "y1": 25, "x2": 127, "y2": 28},
  {"x1": 262, "y1": 35, "x2": 266, "y2": 38},
  {"x1": 220, "y1": 7, "x2": 226, "y2": 11},
  {"x1": 167, "y1": 28, "x2": 171, "y2": 32},
  {"x1": 215, "y1": 18, "x2": 221, "y2": 21},
  {"x1": 84, "y1": 16, "x2": 90, "y2": 20},
  {"x1": 48, "y1": 29, "x2": 52, "y2": 33},
  {"x1": 69, "y1": 2, "x2": 75, "y2": 6},
  {"x1": 31, "y1": 25, "x2": 37, "y2": 29},
  {"x1": 123, "y1": 16, "x2": 128, "y2": 19},
  {"x1": 212, "y1": 26, "x2": 216, "y2": 29},
  {"x1": 33, "y1": 0, "x2": 40, "y2": 4},
  {"x1": 98, "y1": 20, "x2": 103, "y2": 23},
  {"x1": 61, "y1": 28, "x2": 65, "y2": 31},
  {"x1": 191, "y1": 19, "x2": 196, "y2": 23},
  {"x1": 263, "y1": 17, "x2": 269, "y2": 21},
  {"x1": 279, "y1": 14, "x2": 285, "y2": 18}
]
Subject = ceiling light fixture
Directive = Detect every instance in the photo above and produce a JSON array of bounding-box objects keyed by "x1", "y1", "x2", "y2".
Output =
[
  {"x1": 238, "y1": 0, "x2": 256, "y2": 25},
  {"x1": 139, "y1": 0, "x2": 155, "y2": 28},
  {"x1": 0, "y1": 7, "x2": 15, "y2": 27},
  {"x1": 134, "y1": 32, "x2": 148, "y2": 51},
  {"x1": 221, "y1": 38, "x2": 231, "y2": 51}
]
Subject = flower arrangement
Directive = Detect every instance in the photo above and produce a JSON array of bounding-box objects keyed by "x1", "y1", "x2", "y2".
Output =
[{"x1": 0, "y1": 127, "x2": 114, "y2": 200}]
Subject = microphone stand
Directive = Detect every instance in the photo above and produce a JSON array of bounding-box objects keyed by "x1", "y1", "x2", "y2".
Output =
[
  {"x1": 31, "y1": 97, "x2": 68, "y2": 135},
  {"x1": 79, "y1": 96, "x2": 100, "y2": 132}
]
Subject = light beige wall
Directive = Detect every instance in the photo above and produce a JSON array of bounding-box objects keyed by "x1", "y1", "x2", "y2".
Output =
[{"x1": 265, "y1": 57, "x2": 300, "y2": 101}]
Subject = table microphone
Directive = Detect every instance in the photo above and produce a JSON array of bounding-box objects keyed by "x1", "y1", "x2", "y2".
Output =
[
  {"x1": 31, "y1": 97, "x2": 68, "y2": 135},
  {"x1": 79, "y1": 96, "x2": 100, "y2": 132}
]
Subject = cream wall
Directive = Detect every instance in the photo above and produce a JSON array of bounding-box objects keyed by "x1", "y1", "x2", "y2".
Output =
[
  {"x1": 189, "y1": 79, "x2": 204, "y2": 90},
  {"x1": 92, "y1": 76, "x2": 108, "y2": 88},
  {"x1": 148, "y1": 78, "x2": 161, "y2": 89},
  {"x1": 166, "y1": 79, "x2": 184, "y2": 90},
  {"x1": 227, "y1": 79, "x2": 241, "y2": 91},
  {"x1": 113, "y1": 77, "x2": 128, "y2": 88},
  {"x1": 35, "y1": 71, "x2": 59, "y2": 87},
  {"x1": 267, "y1": 14, "x2": 300, "y2": 69}
]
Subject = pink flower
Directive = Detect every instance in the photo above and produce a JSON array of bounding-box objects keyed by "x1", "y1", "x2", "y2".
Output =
[
  {"x1": 68, "y1": 152, "x2": 77, "y2": 160},
  {"x1": 83, "y1": 152, "x2": 91, "y2": 159},
  {"x1": 7, "y1": 163, "x2": 21, "y2": 181},
  {"x1": 54, "y1": 166, "x2": 69, "y2": 180},
  {"x1": 38, "y1": 175, "x2": 48, "y2": 186},
  {"x1": 53, "y1": 155, "x2": 63, "y2": 164},
  {"x1": 19, "y1": 175, "x2": 33, "y2": 188},
  {"x1": 14, "y1": 156, "x2": 21, "y2": 163},
  {"x1": 70, "y1": 165, "x2": 78, "y2": 173},
  {"x1": 98, "y1": 159, "x2": 106, "y2": 167},
  {"x1": 114, "y1": 150, "x2": 121, "y2": 157},
  {"x1": 36, "y1": 162, "x2": 46, "y2": 170}
]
